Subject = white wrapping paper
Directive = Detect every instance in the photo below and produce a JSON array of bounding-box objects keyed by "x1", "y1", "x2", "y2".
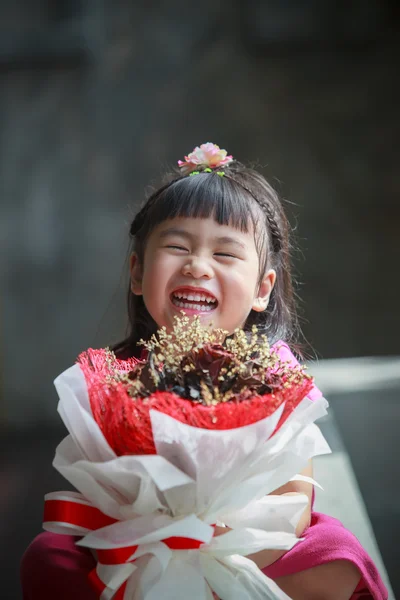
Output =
[{"x1": 46, "y1": 364, "x2": 331, "y2": 600}]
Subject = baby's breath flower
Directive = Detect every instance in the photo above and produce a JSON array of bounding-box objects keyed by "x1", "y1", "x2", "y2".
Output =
[{"x1": 107, "y1": 314, "x2": 309, "y2": 406}]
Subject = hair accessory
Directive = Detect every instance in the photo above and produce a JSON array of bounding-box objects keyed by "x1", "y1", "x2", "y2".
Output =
[{"x1": 178, "y1": 142, "x2": 233, "y2": 175}]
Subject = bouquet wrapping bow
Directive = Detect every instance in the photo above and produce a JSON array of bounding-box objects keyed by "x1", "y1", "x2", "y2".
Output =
[{"x1": 43, "y1": 327, "x2": 331, "y2": 600}]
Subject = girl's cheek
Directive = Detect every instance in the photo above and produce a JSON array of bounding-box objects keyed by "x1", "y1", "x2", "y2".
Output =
[{"x1": 152, "y1": 251, "x2": 179, "y2": 269}]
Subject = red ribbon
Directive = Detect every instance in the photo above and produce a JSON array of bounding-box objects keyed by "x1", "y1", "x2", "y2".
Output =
[
  {"x1": 43, "y1": 496, "x2": 213, "y2": 598},
  {"x1": 44, "y1": 499, "x2": 118, "y2": 531},
  {"x1": 88, "y1": 568, "x2": 127, "y2": 599},
  {"x1": 96, "y1": 534, "x2": 205, "y2": 565}
]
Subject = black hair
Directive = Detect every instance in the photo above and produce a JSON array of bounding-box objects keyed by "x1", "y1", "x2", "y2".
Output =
[{"x1": 111, "y1": 161, "x2": 300, "y2": 359}]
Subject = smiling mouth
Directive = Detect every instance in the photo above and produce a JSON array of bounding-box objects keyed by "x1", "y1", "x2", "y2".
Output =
[{"x1": 170, "y1": 290, "x2": 218, "y2": 313}]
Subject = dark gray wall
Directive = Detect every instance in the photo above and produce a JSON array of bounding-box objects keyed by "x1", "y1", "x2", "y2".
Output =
[{"x1": 0, "y1": 2, "x2": 399, "y2": 428}]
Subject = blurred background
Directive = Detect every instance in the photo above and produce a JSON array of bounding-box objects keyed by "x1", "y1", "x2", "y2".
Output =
[{"x1": 1, "y1": 1, "x2": 399, "y2": 598}]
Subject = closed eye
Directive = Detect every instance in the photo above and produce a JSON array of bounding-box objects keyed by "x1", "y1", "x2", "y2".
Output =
[
  {"x1": 215, "y1": 252, "x2": 238, "y2": 258},
  {"x1": 166, "y1": 245, "x2": 188, "y2": 252}
]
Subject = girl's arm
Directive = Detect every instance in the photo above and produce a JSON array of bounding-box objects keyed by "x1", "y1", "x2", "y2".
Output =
[
  {"x1": 246, "y1": 459, "x2": 313, "y2": 569},
  {"x1": 213, "y1": 460, "x2": 314, "y2": 570},
  {"x1": 271, "y1": 459, "x2": 314, "y2": 536}
]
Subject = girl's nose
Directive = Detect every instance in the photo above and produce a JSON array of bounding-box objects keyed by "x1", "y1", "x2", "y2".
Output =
[{"x1": 182, "y1": 256, "x2": 213, "y2": 280}]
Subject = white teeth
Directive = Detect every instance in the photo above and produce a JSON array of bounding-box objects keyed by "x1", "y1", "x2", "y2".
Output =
[
  {"x1": 172, "y1": 298, "x2": 214, "y2": 311},
  {"x1": 172, "y1": 291, "x2": 216, "y2": 304}
]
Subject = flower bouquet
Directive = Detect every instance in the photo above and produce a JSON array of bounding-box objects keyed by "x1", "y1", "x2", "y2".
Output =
[{"x1": 43, "y1": 316, "x2": 330, "y2": 600}]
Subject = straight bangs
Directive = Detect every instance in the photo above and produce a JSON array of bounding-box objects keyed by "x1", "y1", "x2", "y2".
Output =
[{"x1": 146, "y1": 173, "x2": 259, "y2": 234}]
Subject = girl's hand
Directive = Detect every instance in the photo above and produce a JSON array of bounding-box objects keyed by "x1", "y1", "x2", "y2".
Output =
[{"x1": 213, "y1": 524, "x2": 231, "y2": 537}]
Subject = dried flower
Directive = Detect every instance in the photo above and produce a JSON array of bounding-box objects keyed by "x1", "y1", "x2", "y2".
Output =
[{"x1": 104, "y1": 315, "x2": 310, "y2": 407}]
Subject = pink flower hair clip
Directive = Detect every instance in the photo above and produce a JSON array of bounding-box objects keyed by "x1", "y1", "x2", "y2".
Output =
[{"x1": 178, "y1": 142, "x2": 233, "y2": 175}]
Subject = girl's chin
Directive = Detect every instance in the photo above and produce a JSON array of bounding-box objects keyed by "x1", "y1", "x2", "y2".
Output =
[
  {"x1": 166, "y1": 305, "x2": 219, "y2": 327},
  {"x1": 176, "y1": 310, "x2": 216, "y2": 322}
]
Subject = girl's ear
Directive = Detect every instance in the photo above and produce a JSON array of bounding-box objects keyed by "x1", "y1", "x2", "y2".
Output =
[
  {"x1": 130, "y1": 252, "x2": 143, "y2": 295},
  {"x1": 252, "y1": 269, "x2": 276, "y2": 312}
]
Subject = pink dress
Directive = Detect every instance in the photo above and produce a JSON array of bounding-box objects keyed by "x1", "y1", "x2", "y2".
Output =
[{"x1": 20, "y1": 343, "x2": 389, "y2": 600}]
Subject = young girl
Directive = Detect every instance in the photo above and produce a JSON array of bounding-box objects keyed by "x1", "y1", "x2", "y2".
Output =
[{"x1": 21, "y1": 143, "x2": 388, "y2": 600}]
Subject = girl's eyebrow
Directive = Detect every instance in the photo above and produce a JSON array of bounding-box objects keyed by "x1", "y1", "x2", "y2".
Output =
[
  {"x1": 216, "y1": 236, "x2": 247, "y2": 250},
  {"x1": 158, "y1": 227, "x2": 247, "y2": 250},
  {"x1": 158, "y1": 227, "x2": 191, "y2": 240}
]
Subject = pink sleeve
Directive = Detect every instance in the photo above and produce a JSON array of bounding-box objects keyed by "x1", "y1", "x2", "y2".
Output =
[
  {"x1": 263, "y1": 512, "x2": 388, "y2": 599},
  {"x1": 273, "y1": 341, "x2": 322, "y2": 402},
  {"x1": 20, "y1": 532, "x2": 97, "y2": 600}
]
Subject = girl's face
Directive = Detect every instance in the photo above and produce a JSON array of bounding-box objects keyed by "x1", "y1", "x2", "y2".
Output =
[{"x1": 130, "y1": 216, "x2": 276, "y2": 335}]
